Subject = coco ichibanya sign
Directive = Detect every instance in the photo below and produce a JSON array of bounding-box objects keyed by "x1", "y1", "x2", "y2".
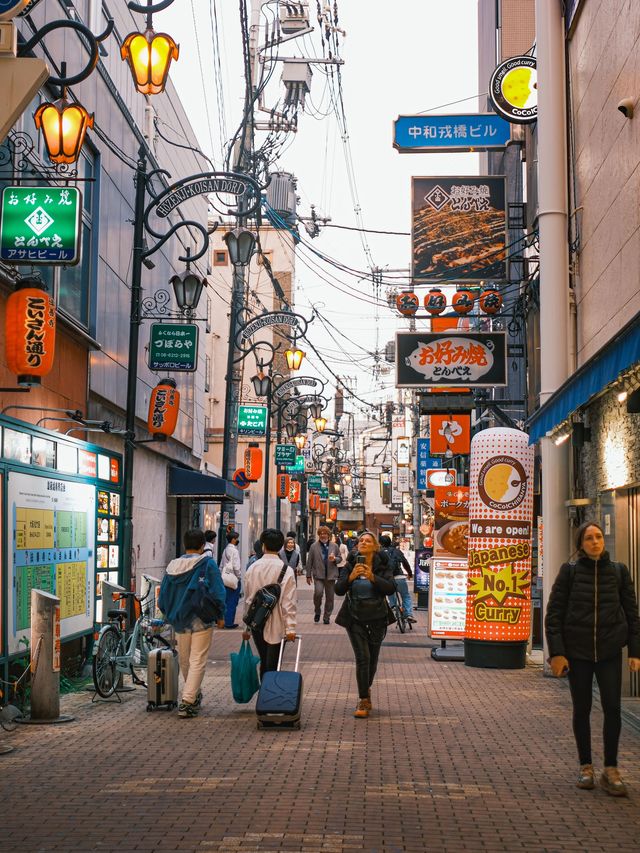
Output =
[
  {"x1": 395, "y1": 332, "x2": 507, "y2": 388},
  {"x1": 0, "y1": 186, "x2": 81, "y2": 264}
]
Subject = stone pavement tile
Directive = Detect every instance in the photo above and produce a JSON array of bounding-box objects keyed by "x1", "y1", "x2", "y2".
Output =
[{"x1": 1, "y1": 588, "x2": 639, "y2": 852}]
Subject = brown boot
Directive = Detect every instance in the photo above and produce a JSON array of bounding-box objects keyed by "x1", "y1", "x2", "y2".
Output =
[
  {"x1": 576, "y1": 764, "x2": 595, "y2": 789},
  {"x1": 353, "y1": 699, "x2": 369, "y2": 718},
  {"x1": 361, "y1": 690, "x2": 372, "y2": 711},
  {"x1": 600, "y1": 766, "x2": 628, "y2": 797}
]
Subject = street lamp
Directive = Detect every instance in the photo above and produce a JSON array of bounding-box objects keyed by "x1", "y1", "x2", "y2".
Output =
[
  {"x1": 121, "y1": 29, "x2": 179, "y2": 95},
  {"x1": 294, "y1": 433, "x2": 307, "y2": 451},
  {"x1": 169, "y1": 266, "x2": 206, "y2": 313},
  {"x1": 34, "y1": 95, "x2": 94, "y2": 165},
  {"x1": 314, "y1": 416, "x2": 327, "y2": 433},
  {"x1": 224, "y1": 227, "x2": 257, "y2": 266},
  {"x1": 285, "y1": 421, "x2": 298, "y2": 439},
  {"x1": 285, "y1": 344, "x2": 306, "y2": 371},
  {"x1": 251, "y1": 371, "x2": 271, "y2": 397}
]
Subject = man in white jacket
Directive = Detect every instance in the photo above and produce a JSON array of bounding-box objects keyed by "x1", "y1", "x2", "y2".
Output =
[
  {"x1": 242, "y1": 528, "x2": 297, "y2": 678},
  {"x1": 220, "y1": 530, "x2": 242, "y2": 628}
]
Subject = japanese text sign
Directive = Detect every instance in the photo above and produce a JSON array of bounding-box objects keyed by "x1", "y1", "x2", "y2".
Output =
[
  {"x1": 394, "y1": 114, "x2": 510, "y2": 153},
  {"x1": 430, "y1": 415, "x2": 471, "y2": 455},
  {"x1": 416, "y1": 437, "x2": 442, "y2": 490},
  {"x1": 237, "y1": 405, "x2": 268, "y2": 436},
  {"x1": 433, "y1": 486, "x2": 469, "y2": 560},
  {"x1": 285, "y1": 454, "x2": 305, "y2": 473},
  {"x1": 307, "y1": 474, "x2": 323, "y2": 490},
  {"x1": 148, "y1": 323, "x2": 198, "y2": 371},
  {"x1": 0, "y1": 186, "x2": 81, "y2": 264},
  {"x1": 396, "y1": 332, "x2": 507, "y2": 388},
  {"x1": 275, "y1": 444, "x2": 297, "y2": 466}
]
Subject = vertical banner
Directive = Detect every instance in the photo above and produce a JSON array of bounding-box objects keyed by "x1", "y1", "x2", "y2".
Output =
[
  {"x1": 465, "y1": 428, "x2": 534, "y2": 669},
  {"x1": 433, "y1": 486, "x2": 469, "y2": 559},
  {"x1": 414, "y1": 547, "x2": 432, "y2": 595}
]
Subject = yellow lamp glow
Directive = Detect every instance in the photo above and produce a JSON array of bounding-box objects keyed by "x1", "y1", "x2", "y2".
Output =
[
  {"x1": 294, "y1": 433, "x2": 307, "y2": 450},
  {"x1": 34, "y1": 98, "x2": 94, "y2": 165},
  {"x1": 121, "y1": 29, "x2": 179, "y2": 95},
  {"x1": 285, "y1": 347, "x2": 305, "y2": 371},
  {"x1": 314, "y1": 416, "x2": 327, "y2": 433}
]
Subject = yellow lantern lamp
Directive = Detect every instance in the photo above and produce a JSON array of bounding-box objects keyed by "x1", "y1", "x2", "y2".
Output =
[
  {"x1": 121, "y1": 28, "x2": 179, "y2": 96},
  {"x1": 285, "y1": 345, "x2": 305, "y2": 371},
  {"x1": 34, "y1": 97, "x2": 94, "y2": 165},
  {"x1": 293, "y1": 433, "x2": 307, "y2": 451},
  {"x1": 314, "y1": 416, "x2": 327, "y2": 433}
]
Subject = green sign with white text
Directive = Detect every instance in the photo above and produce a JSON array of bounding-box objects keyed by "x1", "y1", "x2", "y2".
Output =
[
  {"x1": 237, "y1": 405, "x2": 268, "y2": 436},
  {"x1": 319, "y1": 487, "x2": 329, "y2": 499},
  {"x1": 149, "y1": 323, "x2": 198, "y2": 371},
  {"x1": 286, "y1": 455, "x2": 305, "y2": 473},
  {"x1": 307, "y1": 475, "x2": 323, "y2": 490},
  {"x1": 329, "y1": 494, "x2": 340, "y2": 506},
  {"x1": 275, "y1": 444, "x2": 297, "y2": 466},
  {"x1": 0, "y1": 186, "x2": 81, "y2": 264}
]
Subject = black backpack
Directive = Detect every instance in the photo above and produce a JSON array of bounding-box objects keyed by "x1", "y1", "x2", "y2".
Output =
[{"x1": 243, "y1": 565, "x2": 288, "y2": 631}]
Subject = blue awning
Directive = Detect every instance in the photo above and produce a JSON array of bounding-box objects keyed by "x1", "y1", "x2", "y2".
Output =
[
  {"x1": 167, "y1": 466, "x2": 244, "y2": 504},
  {"x1": 527, "y1": 314, "x2": 640, "y2": 442}
]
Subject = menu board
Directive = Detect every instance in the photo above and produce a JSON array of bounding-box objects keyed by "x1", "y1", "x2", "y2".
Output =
[
  {"x1": 428, "y1": 558, "x2": 468, "y2": 639},
  {"x1": 7, "y1": 471, "x2": 96, "y2": 654}
]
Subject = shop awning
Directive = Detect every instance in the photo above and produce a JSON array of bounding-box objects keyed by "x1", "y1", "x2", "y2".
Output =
[
  {"x1": 167, "y1": 466, "x2": 245, "y2": 504},
  {"x1": 527, "y1": 314, "x2": 640, "y2": 442}
]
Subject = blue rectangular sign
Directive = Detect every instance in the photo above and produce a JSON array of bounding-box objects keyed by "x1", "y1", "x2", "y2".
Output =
[
  {"x1": 394, "y1": 113, "x2": 511, "y2": 152},
  {"x1": 417, "y1": 438, "x2": 442, "y2": 490}
]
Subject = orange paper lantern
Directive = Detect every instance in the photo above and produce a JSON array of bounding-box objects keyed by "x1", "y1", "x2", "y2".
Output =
[
  {"x1": 5, "y1": 282, "x2": 56, "y2": 386},
  {"x1": 424, "y1": 288, "x2": 447, "y2": 315},
  {"x1": 276, "y1": 473, "x2": 291, "y2": 498},
  {"x1": 479, "y1": 288, "x2": 503, "y2": 315},
  {"x1": 309, "y1": 492, "x2": 320, "y2": 511},
  {"x1": 396, "y1": 291, "x2": 419, "y2": 316},
  {"x1": 319, "y1": 500, "x2": 328, "y2": 516},
  {"x1": 329, "y1": 507, "x2": 338, "y2": 521},
  {"x1": 244, "y1": 443, "x2": 263, "y2": 481},
  {"x1": 452, "y1": 289, "x2": 475, "y2": 315},
  {"x1": 147, "y1": 378, "x2": 180, "y2": 440},
  {"x1": 289, "y1": 480, "x2": 301, "y2": 503}
]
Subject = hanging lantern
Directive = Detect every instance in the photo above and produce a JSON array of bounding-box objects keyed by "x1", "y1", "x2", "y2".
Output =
[
  {"x1": 147, "y1": 378, "x2": 180, "y2": 440},
  {"x1": 276, "y1": 473, "x2": 291, "y2": 498},
  {"x1": 121, "y1": 28, "x2": 179, "y2": 96},
  {"x1": 314, "y1": 416, "x2": 327, "y2": 433},
  {"x1": 479, "y1": 288, "x2": 503, "y2": 315},
  {"x1": 309, "y1": 492, "x2": 320, "y2": 511},
  {"x1": 318, "y1": 500, "x2": 328, "y2": 516},
  {"x1": 5, "y1": 280, "x2": 56, "y2": 386},
  {"x1": 424, "y1": 287, "x2": 447, "y2": 315},
  {"x1": 293, "y1": 433, "x2": 307, "y2": 451},
  {"x1": 285, "y1": 346, "x2": 306, "y2": 371},
  {"x1": 289, "y1": 480, "x2": 301, "y2": 503},
  {"x1": 329, "y1": 507, "x2": 338, "y2": 521},
  {"x1": 452, "y1": 288, "x2": 475, "y2": 315},
  {"x1": 396, "y1": 291, "x2": 419, "y2": 316},
  {"x1": 34, "y1": 97, "x2": 94, "y2": 165},
  {"x1": 244, "y1": 443, "x2": 263, "y2": 482}
]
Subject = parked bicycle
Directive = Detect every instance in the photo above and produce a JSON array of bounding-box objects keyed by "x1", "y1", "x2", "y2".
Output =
[
  {"x1": 92, "y1": 586, "x2": 170, "y2": 699},
  {"x1": 389, "y1": 588, "x2": 412, "y2": 634}
]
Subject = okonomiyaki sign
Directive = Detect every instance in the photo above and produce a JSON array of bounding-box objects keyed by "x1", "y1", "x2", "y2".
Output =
[
  {"x1": 395, "y1": 331, "x2": 507, "y2": 388},
  {"x1": 465, "y1": 428, "x2": 534, "y2": 643}
]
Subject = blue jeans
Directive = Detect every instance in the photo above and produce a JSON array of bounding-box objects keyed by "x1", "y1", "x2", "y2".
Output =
[
  {"x1": 224, "y1": 582, "x2": 241, "y2": 627},
  {"x1": 388, "y1": 576, "x2": 413, "y2": 617}
]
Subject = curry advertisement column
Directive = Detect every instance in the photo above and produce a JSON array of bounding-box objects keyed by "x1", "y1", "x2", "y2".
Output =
[{"x1": 465, "y1": 428, "x2": 534, "y2": 669}]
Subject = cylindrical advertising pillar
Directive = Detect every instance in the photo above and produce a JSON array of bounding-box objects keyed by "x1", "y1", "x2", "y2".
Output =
[{"x1": 465, "y1": 428, "x2": 534, "y2": 669}]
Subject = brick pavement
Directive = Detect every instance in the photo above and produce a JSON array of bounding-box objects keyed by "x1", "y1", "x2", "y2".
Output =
[{"x1": 1, "y1": 587, "x2": 639, "y2": 852}]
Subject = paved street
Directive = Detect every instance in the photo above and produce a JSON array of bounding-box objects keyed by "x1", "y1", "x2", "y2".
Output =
[{"x1": 2, "y1": 588, "x2": 640, "y2": 853}]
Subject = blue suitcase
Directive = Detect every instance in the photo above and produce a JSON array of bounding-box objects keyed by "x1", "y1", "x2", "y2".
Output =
[{"x1": 256, "y1": 637, "x2": 302, "y2": 729}]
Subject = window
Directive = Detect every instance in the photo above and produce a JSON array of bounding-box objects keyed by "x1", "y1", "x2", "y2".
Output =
[{"x1": 213, "y1": 249, "x2": 228, "y2": 266}]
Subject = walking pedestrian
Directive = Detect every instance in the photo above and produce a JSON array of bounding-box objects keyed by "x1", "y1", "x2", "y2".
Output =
[
  {"x1": 242, "y1": 528, "x2": 297, "y2": 679},
  {"x1": 379, "y1": 534, "x2": 416, "y2": 623},
  {"x1": 158, "y1": 528, "x2": 226, "y2": 718},
  {"x1": 246, "y1": 539, "x2": 263, "y2": 571},
  {"x1": 220, "y1": 530, "x2": 242, "y2": 629},
  {"x1": 203, "y1": 529, "x2": 217, "y2": 558},
  {"x1": 335, "y1": 531, "x2": 396, "y2": 718},
  {"x1": 306, "y1": 525, "x2": 340, "y2": 623},
  {"x1": 279, "y1": 535, "x2": 301, "y2": 582},
  {"x1": 333, "y1": 532, "x2": 349, "y2": 569},
  {"x1": 545, "y1": 521, "x2": 640, "y2": 795}
]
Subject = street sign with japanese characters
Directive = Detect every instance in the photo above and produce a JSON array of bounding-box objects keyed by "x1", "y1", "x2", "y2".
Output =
[
  {"x1": 396, "y1": 332, "x2": 507, "y2": 388},
  {"x1": 307, "y1": 475, "x2": 323, "y2": 490},
  {"x1": 237, "y1": 405, "x2": 268, "y2": 436},
  {"x1": 0, "y1": 186, "x2": 81, "y2": 264},
  {"x1": 394, "y1": 114, "x2": 510, "y2": 153},
  {"x1": 275, "y1": 444, "x2": 297, "y2": 466},
  {"x1": 285, "y1": 454, "x2": 305, "y2": 473},
  {"x1": 148, "y1": 323, "x2": 199, "y2": 371}
]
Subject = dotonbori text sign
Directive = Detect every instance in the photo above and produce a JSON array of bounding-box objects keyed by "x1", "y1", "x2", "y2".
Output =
[
  {"x1": 155, "y1": 174, "x2": 252, "y2": 218},
  {"x1": 148, "y1": 323, "x2": 198, "y2": 371},
  {"x1": 237, "y1": 405, "x2": 268, "y2": 436},
  {"x1": 0, "y1": 186, "x2": 81, "y2": 264},
  {"x1": 412, "y1": 176, "x2": 506, "y2": 281},
  {"x1": 396, "y1": 332, "x2": 507, "y2": 388},
  {"x1": 394, "y1": 114, "x2": 510, "y2": 153},
  {"x1": 273, "y1": 375, "x2": 324, "y2": 400},
  {"x1": 239, "y1": 312, "x2": 305, "y2": 342},
  {"x1": 275, "y1": 444, "x2": 297, "y2": 466}
]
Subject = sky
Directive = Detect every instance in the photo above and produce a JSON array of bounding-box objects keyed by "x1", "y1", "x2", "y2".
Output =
[{"x1": 158, "y1": 0, "x2": 481, "y2": 423}]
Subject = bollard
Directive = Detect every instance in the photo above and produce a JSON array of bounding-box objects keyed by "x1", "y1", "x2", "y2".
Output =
[{"x1": 17, "y1": 589, "x2": 74, "y2": 724}]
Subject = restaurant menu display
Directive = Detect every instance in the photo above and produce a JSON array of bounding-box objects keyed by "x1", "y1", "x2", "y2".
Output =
[
  {"x1": 428, "y1": 558, "x2": 468, "y2": 639},
  {"x1": 8, "y1": 471, "x2": 96, "y2": 654},
  {"x1": 96, "y1": 489, "x2": 121, "y2": 596},
  {"x1": 433, "y1": 486, "x2": 469, "y2": 559}
]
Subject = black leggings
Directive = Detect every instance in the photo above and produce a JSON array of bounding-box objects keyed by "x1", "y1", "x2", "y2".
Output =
[
  {"x1": 346, "y1": 619, "x2": 387, "y2": 699},
  {"x1": 251, "y1": 629, "x2": 281, "y2": 681},
  {"x1": 567, "y1": 653, "x2": 622, "y2": 767}
]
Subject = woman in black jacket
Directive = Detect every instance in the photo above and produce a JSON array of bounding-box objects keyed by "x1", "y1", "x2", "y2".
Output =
[
  {"x1": 545, "y1": 521, "x2": 640, "y2": 796},
  {"x1": 335, "y1": 531, "x2": 396, "y2": 718}
]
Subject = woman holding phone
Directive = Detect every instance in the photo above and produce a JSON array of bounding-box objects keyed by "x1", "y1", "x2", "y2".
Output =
[
  {"x1": 545, "y1": 521, "x2": 640, "y2": 796},
  {"x1": 335, "y1": 531, "x2": 396, "y2": 718}
]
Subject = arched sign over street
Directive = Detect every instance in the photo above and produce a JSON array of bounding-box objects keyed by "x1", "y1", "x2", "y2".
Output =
[
  {"x1": 151, "y1": 171, "x2": 261, "y2": 220},
  {"x1": 273, "y1": 375, "x2": 325, "y2": 400}
]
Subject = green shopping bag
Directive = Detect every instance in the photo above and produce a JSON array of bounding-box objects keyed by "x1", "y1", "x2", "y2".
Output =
[{"x1": 230, "y1": 639, "x2": 261, "y2": 703}]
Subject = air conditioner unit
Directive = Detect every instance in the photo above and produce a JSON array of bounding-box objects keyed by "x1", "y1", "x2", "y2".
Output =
[
  {"x1": 266, "y1": 172, "x2": 297, "y2": 224},
  {"x1": 279, "y1": 2, "x2": 310, "y2": 33}
]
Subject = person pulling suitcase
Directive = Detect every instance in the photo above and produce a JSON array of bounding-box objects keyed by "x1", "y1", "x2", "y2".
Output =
[{"x1": 158, "y1": 528, "x2": 226, "y2": 718}]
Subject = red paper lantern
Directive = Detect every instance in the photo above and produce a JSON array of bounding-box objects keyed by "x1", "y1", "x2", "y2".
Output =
[
  {"x1": 244, "y1": 443, "x2": 263, "y2": 482},
  {"x1": 276, "y1": 473, "x2": 291, "y2": 498},
  {"x1": 396, "y1": 291, "x2": 419, "y2": 316},
  {"x1": 5, "y1": 282, "x2": 56, "y2": 386},
  {"x1": 289, "y1": 480, "x2": 301, "y2": 503},
  {"x1": 147, "y1": 378, "x2": 180, "y2": 440},
  {"x1": 309, "y1": 492, "x2": 320, "y2": 511},
  {"x1": 452, "y1": 289, "x2": 475, "y2": 315},
  {"x1": 424, "y1": 288, "x2": 447, "y2": 315},
  {"x1": 319, "y1": 500, "x2": 328, "y2": 516},
  {"x1": 479, "y1": 288, "x2": 503, "y2": 315},
  {"x1": 329, "y1": 507, "x2": 338, "y2": 521}
]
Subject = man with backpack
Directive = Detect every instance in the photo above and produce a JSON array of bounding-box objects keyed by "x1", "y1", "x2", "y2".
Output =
[
  {"x1": 158, "y1": 528, "x2": 226, "y2": 718},
  {"x1": 379, "y1": 534, "x2": 416, "y2": 623},
  {"x1": 242, "y1": 528, "x2": 297, "y2": 679}
]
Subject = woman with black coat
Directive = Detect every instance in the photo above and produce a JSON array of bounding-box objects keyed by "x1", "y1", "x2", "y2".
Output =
[
  {"x1": 335, "y1": 531, "x2": 396, "y2": 718},
  {"x1": 545, "y1": 521, "x2": 640, "y2": 796}
]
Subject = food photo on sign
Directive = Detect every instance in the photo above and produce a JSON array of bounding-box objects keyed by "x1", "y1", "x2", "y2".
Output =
[{"x1": 433, "y1": 486, "x2": 469, "y2": 559}]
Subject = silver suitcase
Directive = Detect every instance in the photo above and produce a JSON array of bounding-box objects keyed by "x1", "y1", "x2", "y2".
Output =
[{"x1": 146, "y1": 647, "x2": 179, "y2": 711}]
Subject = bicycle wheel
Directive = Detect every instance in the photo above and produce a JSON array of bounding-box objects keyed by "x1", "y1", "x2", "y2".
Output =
[
  {"x1": 396, "y1": 607, "x2": 407, "y2": 633},
  {"x1": 92, "y1": 626, "x2": 123, "y2": 697}
]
